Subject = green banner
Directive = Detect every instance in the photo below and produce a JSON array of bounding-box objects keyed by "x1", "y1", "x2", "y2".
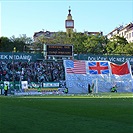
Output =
[
  {"x1": 0, "y1": 81, "x2": 21, "y2": 90},
  {"x1": 74, "y1": 54, "x2": 133, "y2": 65},
  {"x1": 0, "y1": 52, "x2": 43, "y2": 62}
]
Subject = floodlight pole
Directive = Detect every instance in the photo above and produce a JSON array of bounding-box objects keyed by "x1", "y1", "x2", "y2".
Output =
[{"x1": 13, "y1": 47, "x2": 16, "y2": 91}]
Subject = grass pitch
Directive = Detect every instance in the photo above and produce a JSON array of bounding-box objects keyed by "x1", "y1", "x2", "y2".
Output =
[{"x1": 0, "y1": 93, "x2": 133, "y2": 133}]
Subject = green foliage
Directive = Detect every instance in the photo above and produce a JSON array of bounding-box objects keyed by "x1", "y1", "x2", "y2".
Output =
[
  {"x1": 72, "y1": 32, "x2": 88, "y2": 54},
  {"x1": 0, "y1": 35, "x2": 32, "y2": 52},
  {"x1": 106, "y1": 41, "x2": 117, "y2": 54},
  {"x1": 0, "y1": 37, "x2": 13, "y2": 52},
  {"x1": 123, "y1": 42, "x2": 133, "y2": 55},
  {"x1": 0, "y1": 33, "x2": 133, "y2": 55},
  {"x1": 105, "y1": 35, "x2": 129, "y2": 55},
  {"x1": 83, "y1": 34, "x2": 106, "y2": 54}
]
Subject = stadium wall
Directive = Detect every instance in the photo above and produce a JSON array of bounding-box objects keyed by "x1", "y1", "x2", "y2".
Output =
[{"x1": 0, "y1": 52, "x2": 44, "y2": 62}]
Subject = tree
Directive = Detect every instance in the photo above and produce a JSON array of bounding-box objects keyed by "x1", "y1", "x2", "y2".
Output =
[
  {"x1": 105, "y1": 35, "x2": 128, "y2": 55},
  {"x1": 0, "y1": 37, "x2": 13, "y2": 52},
  {"x1": 72, "y1": 32, "x2": 88, "y2": 54},
  {"x1": 105, "y1": 41, "x2": 117, "y2": 54},
  {"x1": 123, "y1": 42, "x2": 133, "y2": 55},
  {"x1": 10, "y1": 35, "x2": 33, "y2": 52},
  {"x1": 83, "y1": 34, "x2": 107, "y2": 54}
]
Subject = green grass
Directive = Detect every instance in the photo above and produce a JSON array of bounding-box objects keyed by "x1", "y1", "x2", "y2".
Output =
[{"x1": 0, "y1": 93, "x2": 133, "y2": 133}]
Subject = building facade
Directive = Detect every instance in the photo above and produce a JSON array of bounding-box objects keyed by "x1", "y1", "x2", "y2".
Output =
[
  {"x1": 33, "y1": 31, "x2": 56, "y2": 42},
  {"x1": 107, "y1": 23, "x2": 133, "y2": 43}
]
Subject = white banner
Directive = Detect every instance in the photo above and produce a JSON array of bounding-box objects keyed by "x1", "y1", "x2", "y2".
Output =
[
  {"x1": 64, "y1": 60, "x2": 133, "y2": 93},
  {"x1": 21, "y1": 81, "x2": 28, "y2": 90}
]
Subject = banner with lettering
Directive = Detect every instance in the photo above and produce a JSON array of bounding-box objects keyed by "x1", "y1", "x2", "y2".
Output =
[
  {"x1": 74, "y1": 54, "x2": 133, "y2": 65},
  {"x1": 64, "y1": 60, "x2": 133, "y2": 93},
  {"x1": 0, "y1": 52, "x2": 43, "y2": 62}
]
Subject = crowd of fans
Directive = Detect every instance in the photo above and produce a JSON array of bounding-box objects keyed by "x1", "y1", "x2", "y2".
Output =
[
  {"x1": 0, "y1": 60, "x2": 133, "y2": 83},
  {"x1": 0, "y1": 61, "x2": 65, "y2": 83}
]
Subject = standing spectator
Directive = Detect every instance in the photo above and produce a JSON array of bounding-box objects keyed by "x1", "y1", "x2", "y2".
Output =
[
  {"x1": 64, "y1": 87, "x2": 68, "y2": 94},
  {"x1": 88, "y1": 84, "x2": 91, "y2": 93},
  {"x1": 111, "y1": 85, "x2": 117, "y2": 92},
  {"x1": 4, "y1": 84, "x2": 8, "y2": 96}
]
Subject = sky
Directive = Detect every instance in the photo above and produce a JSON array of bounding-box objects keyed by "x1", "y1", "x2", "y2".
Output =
[{"x1": 0, "y1": 0, "x2": 133, "y2": 39}]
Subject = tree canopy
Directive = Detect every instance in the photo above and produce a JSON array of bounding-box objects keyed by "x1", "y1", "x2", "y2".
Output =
[{"x1": 0, "y1": 33, "x2": 133, "y2": 55}]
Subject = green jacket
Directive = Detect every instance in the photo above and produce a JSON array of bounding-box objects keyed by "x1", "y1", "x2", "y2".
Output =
[
  {"x1": 4, "y1": 85, "x2": 8, "y2": 90},
  {"x1": 64, "y1": 88, "x2": 68, "y2": 93},
  {"x1": 37, "y1": 87, "x2": 41, "y2": 92},
  {"x1": 111, "y1": 87, "x2": 117, "y2": 91}
]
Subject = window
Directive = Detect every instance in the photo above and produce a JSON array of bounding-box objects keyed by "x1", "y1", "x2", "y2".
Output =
[
  {"x1": 129, "y1": 33, "x2": 131, "y2": 38},
  {"x1": 127, "y1": 34, "x2": 128, "y2": 39}
]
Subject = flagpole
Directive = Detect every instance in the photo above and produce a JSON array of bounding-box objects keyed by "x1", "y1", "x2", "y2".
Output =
[{"x1": 95, "y1": 78, "x2": 98, "y2": 93}]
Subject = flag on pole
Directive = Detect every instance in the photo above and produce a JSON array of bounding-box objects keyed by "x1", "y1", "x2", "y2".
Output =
[{"x1": 64, "y1": 60, "x2": 86, "y2": 74}]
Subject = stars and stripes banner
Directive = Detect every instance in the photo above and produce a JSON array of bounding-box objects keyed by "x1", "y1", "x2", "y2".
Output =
[
  {"x1": 65, "y1": 60, "x2": 86, "y2": 74},
  {"x1": 63, "y1": 60, "x2": 133, "y2": 93}
]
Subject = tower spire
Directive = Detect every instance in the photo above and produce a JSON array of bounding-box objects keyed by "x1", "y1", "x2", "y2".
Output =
[
  {"x1": 65, "y1": 6, "x2": 74, "y2": 37},
  {"x1": 68, "y1": 6, "x2": 71, "y2": 15}
]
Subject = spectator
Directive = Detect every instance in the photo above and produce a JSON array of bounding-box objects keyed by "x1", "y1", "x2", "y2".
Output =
[
  {"x1": 4, "y1": 83, "x2": 8, "y2": 96},
  {"x1": 0, "y1": 60, "x2": 65, "y2": 83}
]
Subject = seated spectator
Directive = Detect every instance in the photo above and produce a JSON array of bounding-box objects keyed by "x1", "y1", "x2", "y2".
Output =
[{"x1": 0, "y1": 60, "x2": 65, "y2": 83}]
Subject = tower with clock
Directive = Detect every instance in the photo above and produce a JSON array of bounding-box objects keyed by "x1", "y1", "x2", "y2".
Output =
[{"x1": 65, "y1": 7, "x2": 74, "y2": 37}]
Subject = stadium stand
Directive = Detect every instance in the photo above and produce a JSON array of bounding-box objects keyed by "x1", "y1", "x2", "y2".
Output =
[{"x1": 0, "y1": 61, "x2": 65, "y2": 83}]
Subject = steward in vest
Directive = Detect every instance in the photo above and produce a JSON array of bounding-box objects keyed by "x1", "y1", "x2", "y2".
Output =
[
  {"x1": 4, "y1": 84, "x2": 8, "y2": 96},
  {"x1": 111, "y1": 85, "x2": 117, "y2": 92},
  {"x1": 64, "y1": 88, "x2": 68, "y2": 94},
  {"x1": 37, "y1": 85, "x2": 41, "y2": 92},
  {"x1": 89, "y1": 83, "x2": 94, "y2": 94}
]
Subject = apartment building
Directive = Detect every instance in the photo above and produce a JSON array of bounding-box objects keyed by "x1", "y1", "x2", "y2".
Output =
[
  {"x1": 33, "y1": 31, "x2": 56, "y2": 42},
  {"x1": 107, "y1": 22, "x2": 133, "y2": 43}
]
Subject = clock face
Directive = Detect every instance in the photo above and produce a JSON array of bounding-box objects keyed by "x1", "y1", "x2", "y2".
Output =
[{"x1": 66, "y1": 20, "x2": 74, "y2": 28}]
